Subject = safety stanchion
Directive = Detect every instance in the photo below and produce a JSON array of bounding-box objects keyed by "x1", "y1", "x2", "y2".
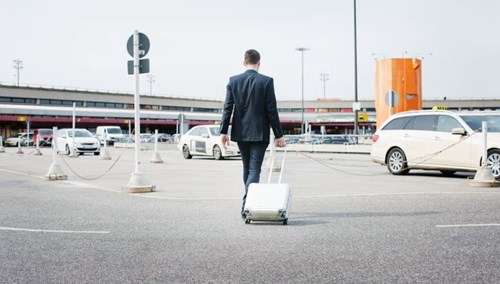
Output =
[
  {"x1": 33, "y1": 134, "x2": 42, "y2": 156},
  {"x1": 15, "y1": 135, "x2": 24, "y2": 154},
  {"x1": 100, "y1": 132, "x2": 111, "y2": 160},
  {"x1": 150, "y1": 129, "x2": 163, "y2": 164},
  {"x1": 469, "y1": 121, "x2": 499, "y2": 187},
  {"x1": 44, "y1": 127, "x2": 68, "y2": 181},
  {"x1": 0, "y1": 136, "x2": 5, "y2": 153}
]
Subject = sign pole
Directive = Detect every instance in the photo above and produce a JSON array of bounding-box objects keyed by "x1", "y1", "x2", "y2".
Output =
[
  {"x1": 123, "y1": 30, "x2": 155, "y2": 193},
  {"x1": 134, "y1": 30, "x2": 141, "y2": 174}
]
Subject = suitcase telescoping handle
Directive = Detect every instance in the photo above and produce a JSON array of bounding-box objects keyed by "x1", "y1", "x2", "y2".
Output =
[{"x1": 267, "y1": 146, "x2": 287, "y2": 184}]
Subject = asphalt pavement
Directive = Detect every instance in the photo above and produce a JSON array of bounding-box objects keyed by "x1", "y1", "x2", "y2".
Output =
[{"x1": 0, "y1": 145, "x2": 499, "y2": 283}]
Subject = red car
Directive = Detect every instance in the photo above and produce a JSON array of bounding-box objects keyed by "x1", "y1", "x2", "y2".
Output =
[{"x1": 33, "y1": 128, "x2": 53, "y2": 147}]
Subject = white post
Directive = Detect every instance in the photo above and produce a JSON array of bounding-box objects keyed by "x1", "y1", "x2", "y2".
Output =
[
  {"x1": 150, "y1": 129, "x2": 163, "y2": 164},
  {"x1": 100, "y1": 131, "x2": 111, "y2": 160},
  {"x1": 16, "y1": 133, "x2": 23, "y2": 154},
  {"x1": 72, "y1": 102, "x2": 76, "y2": 131},
  {"x1": 68, "y1": 102, "x2": 78, "y2": 157},
  {"x1": 128, "y1": 120, "x2": 132, "y2": 141},
  {"x1": 44, "y1": 126, "x2": 67, "y2": 180},
  {"x1": 27, "y1": 120, "x2": 30, "y2": 147},
  {"x1": 482, "y1": 121, "x2": 488, "y2": 167},
  {"x1": 134, "y1": 30, "x2": 141, "y2": 174},
  {"x1": 34, "y1": 134, "x2": 42, "y2": 155},
  {"x1": 52, "y1": 127, "x2": 57, "y2": 163},
  {"x1": 154, "y1": 129, "x2": 158, "y2": 153},
  {"x1": 0, "y1": 136, "x2": 4, "y2": 153}
]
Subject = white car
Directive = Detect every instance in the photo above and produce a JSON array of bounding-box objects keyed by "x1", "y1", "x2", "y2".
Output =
[
  {"x1": 371, "y1": 110, "x2": 500, "y2": 179},
  {"x1": 56, "y1": 128, "x2": 101, "y2": 155},
  {"x1": 4, "y1": 132, "x2": 34, "y2": 147},
  {"x1": 178, "y1": 125, "x2": 240, "y2": 160}
]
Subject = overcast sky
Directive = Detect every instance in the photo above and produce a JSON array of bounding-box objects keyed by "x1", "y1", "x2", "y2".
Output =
[{"x1": 1, "y1": 0, "x2": 499, "y2": 103}]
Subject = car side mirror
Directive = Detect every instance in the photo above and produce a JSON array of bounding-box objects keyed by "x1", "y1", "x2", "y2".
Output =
[
  {"x1": 201, "y1": 134, "x2": 209, "y2": 138},
  {"x1": 451, "y1": 127, "x2": 466, "y2": 135}
]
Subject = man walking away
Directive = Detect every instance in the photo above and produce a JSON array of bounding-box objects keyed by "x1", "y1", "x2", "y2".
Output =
[{"x1": 220, "y1": 49, "x2": 286, "y2": 219}]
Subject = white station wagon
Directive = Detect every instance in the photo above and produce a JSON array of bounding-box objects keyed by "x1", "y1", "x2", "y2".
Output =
[
  {"x1": 371, "y1": 110, "x2": 500, "y2": 179},
  {"x1": 178, "y1": 125, "x2": 240, "y2": 160}
]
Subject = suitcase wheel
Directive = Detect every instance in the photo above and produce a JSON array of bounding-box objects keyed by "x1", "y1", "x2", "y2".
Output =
[
  {"x1": 283, "y1": 219, "x2": 288, "y2": 225},
  {"x1": 245, "y1": 219, "x2": 251, "y2": 224}
]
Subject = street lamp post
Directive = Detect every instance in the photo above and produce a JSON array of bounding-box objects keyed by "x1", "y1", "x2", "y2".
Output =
[
  {"x1": 146, "y1": 74, "x2": 156, "y2": 95},
  {"x1": 320, "y1": 73, "x2": 329, "y2": 99},
  {"x1": 296, "y1": 47, "x2": 310, "y2": 134},
  {"x1": 13, "y1": 59, "x2": 23, "y2": 86},
  {"x1": 353, "y1": 0, "x2": 359, "y2": 136}
]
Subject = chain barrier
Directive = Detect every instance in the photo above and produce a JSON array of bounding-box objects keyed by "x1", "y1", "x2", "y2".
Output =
[
  {"x1": 59, "y1": 146, "x2": 129, "y2": 180},
  {"x1": 399, "y1": 131, "x2": 480, "y2": 171},
  {"x1": 297, "y1": 151, "x2": 387, "y2": 176}
]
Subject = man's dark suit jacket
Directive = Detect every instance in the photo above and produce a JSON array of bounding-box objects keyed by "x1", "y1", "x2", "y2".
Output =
[{"x1": 220, "y1": 69, "x2": 284, "y2": 143}]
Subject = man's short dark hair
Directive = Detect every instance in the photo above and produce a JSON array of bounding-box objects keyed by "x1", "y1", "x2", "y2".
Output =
[{"x1": 244, "y1": 49, "x2": 260, "y2": 65}]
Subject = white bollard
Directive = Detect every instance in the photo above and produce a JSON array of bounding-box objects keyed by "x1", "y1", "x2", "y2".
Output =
[
  {"x1": 33, "y1": 134, "x2": 42, "y2": 155},
  {"x1": 469, "y1": 121, "x2": 498, "y2": 187},
  {"x1": 0, "y1": 136, "x2": 5, "y2": 153},
  {"x1": 68, "y1": 129, "x2": 78, "y2": 158},
  {"x1": 150, "y1": 129, "x2": 163, "y2": 163},
  {"x1": 100, "y1": 132, "x2": 111, "y2": 160},
  {"x1": 16, "y1": 134, "x2": 24, "y2": 154},
  {"x1": 44, "y1": 127, "x2": 67, "y2": 181}
]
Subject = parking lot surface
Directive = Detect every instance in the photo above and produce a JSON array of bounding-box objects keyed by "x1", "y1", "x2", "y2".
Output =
[{"x1": 1, "y1": 146, "x2": 499, "y2": 283}]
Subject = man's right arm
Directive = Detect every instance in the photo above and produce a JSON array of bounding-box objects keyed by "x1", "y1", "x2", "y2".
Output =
[{"x1": 220, "y1": 81, "x2": 234, "y2": 135}]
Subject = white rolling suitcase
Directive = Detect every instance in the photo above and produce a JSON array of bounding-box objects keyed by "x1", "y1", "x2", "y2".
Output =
[{"x1": 243, "y1": 148, "x2": 291, "y2": 225}]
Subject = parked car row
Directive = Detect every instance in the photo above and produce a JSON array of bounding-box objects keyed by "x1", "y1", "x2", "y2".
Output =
[
  {"x1": 2, "y1": 128, "x2": 54, "y2": 147},
  {"x1": 284, "y1": 134, "x2": 357, "y2": 145}
]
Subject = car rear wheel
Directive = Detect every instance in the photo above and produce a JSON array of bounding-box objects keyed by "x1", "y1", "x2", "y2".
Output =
[
  {"x1": 213, "y1": 145, "x2": 223, "y2": 160},
  {"x1": 387, "y1": 148, "x2": 410, "y2": 175},
  {"x1": 182, "y1": 145, "x2": 192, "y2": 159},
  {"x1": 487, "y1": 149, "x2": 500, "y2": 180}
]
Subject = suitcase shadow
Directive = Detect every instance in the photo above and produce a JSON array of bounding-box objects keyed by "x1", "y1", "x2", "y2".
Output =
[{"x1": 286, "y1": 211, "x2": 441, "y2": 226}]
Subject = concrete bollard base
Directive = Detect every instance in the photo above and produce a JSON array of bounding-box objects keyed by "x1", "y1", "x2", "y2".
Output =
[
  {"x1": 33, "y1": 148, "x2": 43, "y2": 156},
  {"x1": 44, "y1": 163, "x2": 68, "y2": 181},
  {"x1": 469, "y1": 166, "x2": 499, "y2": 187},
  {"x1": 123, "y1": 172, "x2": 156, "y2": 193},
  {"x1": 100, "y1": 148, "x2": 112, "y2": 160},
  {"x1": 150, "y1": 152, "x2": 164, "y2": 163}
]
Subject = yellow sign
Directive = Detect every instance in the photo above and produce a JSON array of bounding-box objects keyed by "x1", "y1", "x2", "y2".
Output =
[
  {"x1": 357, "y1": 113, "x2": 368, "y2": 122},
  {"x1": 432, "y1": 106, "x2": 448, "y2": 111},
  {"x1": 17, "y1": 116, "x2": 27, "y2": 122}
]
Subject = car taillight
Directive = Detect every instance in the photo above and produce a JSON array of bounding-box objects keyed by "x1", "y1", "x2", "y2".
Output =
[{"x1": 372, "y1": 134, "x2": 379, "y2": 143}]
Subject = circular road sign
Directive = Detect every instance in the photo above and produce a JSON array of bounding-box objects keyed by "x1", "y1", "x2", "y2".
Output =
[{"x1": 127, "y1": 33, "x2": 150, "y2": 58}]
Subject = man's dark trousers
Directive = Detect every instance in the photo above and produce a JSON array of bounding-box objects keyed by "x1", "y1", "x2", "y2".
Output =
[{"x1": 237, "y1": 141, "x2": 268, "y2": 211}]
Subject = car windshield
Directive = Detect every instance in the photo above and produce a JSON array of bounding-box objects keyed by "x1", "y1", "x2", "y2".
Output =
[
  {"x1": 107, "y1": 128, "x2": 122, "y2": 134},
  {"x1": 39, "y1": 130, "x2": 52, "y2": 135},
  {"x1": 68, "y1": 130, "x2": 93, "y2": 137},
  {"x1": 209, "y1": 127, "x2": 220, "y2": 136},
  {"x1": 459, "y1": 114, "x2": 500, "y2": 132}
]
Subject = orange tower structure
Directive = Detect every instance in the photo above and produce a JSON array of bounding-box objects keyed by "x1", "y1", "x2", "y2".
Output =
[{"x1": 374, "y1": 58, "x2": 422, "y2": 128}]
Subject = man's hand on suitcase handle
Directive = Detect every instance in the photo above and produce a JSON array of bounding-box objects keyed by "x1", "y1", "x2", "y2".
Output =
[
  {"x1": 221, "y1": 134, "x2": 230, "y2": 149},
  {"x1": 275, "y1": 137, "x2": 286, "y2": 148}
]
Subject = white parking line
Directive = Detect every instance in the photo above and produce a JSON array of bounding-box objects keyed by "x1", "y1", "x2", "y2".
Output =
[
  {"x1": 0, "y1": 226, "x2": 110, "y2": 234},
  {"x1": 436, "y1": 224, "x2": 500, "y2": 228}
]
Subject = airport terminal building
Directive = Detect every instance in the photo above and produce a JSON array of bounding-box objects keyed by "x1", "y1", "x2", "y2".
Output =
[{"x1": 0, "y1": 84, "x2": 499, "y2": 137}]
